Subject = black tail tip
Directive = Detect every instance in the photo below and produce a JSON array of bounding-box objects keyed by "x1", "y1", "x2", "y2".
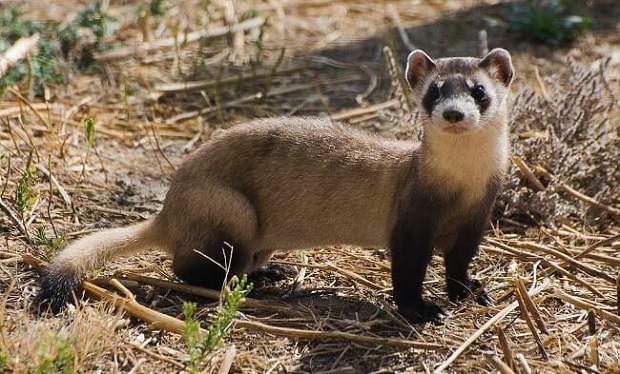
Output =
[{"x1": 33, "y1": 266, "x2": 82, "y2": 314}]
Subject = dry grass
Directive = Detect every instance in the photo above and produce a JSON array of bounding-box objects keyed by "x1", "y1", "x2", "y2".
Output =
[{"x1": 1, "y1": 0, "x2": 619, "y2": 373}]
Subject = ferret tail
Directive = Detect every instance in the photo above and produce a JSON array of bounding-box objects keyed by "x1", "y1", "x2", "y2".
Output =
[{"x1": 35, "y1": 218, "x2": 162, "y2": 312}]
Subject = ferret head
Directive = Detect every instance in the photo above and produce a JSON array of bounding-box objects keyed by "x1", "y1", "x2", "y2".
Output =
[{"x1": 405, "y1": 48, "x2": 514, "y2": 135}]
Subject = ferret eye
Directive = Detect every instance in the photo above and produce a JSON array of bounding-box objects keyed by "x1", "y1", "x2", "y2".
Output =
[
  {"x1": 472, "y1": 84, "x2": 486, "y2": 103},
  {"x1": 427, "y1": 84, "x2": 440, "y2": 102}
]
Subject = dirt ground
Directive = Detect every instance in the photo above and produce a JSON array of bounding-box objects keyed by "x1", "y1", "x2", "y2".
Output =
[{"x1": 0, "y1": 0, "x2": 619, "y2": 373}]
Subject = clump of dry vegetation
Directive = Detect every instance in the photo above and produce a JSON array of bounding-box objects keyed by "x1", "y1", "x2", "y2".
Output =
[
  {"x1": 0, "y1": 0, "x2": 618, "y2": 373},
  {"x1": 504, "y1": 58, "x2": 619, "y2": 229},
  {"x1": 0, "y1": 279, "x2": 125, "y2": 373}
]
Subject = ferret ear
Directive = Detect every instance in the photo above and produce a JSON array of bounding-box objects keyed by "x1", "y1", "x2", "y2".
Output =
[
  {"x1": 479, "y1": 48, "x2": 514, "y2": 87},
  {"x1": 405, "y1": 50, "x2": 436, "y2": 89}
]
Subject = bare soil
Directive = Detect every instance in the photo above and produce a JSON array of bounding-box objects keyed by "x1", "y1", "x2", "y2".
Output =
[{"x1": 0, "y1": 1, "x2": 618, "y2": 373}]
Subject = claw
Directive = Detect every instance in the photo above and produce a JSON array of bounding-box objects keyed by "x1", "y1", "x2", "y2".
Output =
[
  {"x1": 398, "y1": 301, "x2": 448, "y2": 324},
  {"x1": 448, "y1": 278, "x2": 493, "y2": 306}
]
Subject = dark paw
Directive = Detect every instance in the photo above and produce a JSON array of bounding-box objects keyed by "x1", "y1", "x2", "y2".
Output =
[
  {"x1": 398, "y1": 301, "x2": 448, "y2": 325},
  {"x1": 447, "y1": 278, "x2": 494, "y2": 306},
  {"x1": 249, "y1": 263, "x2": 297, "y2": 286}
]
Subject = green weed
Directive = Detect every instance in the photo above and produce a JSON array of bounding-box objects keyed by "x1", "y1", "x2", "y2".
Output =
[
  {"x1": 34, "y1": 225, "x2": 65, "y2": 257},
  {"x1": 81, "y1": 116, "x2": 108, "y2": 181},
  {"x1": 35, "y1": 332, "x2": 76, "y2": 374},
  {"x1": 0, "y1": 352, "x2": 7, "y2": 372},
  {"x1": 249, "y1": 16, "x2": 268, "y2": 72},
  {"x1": 0, "y1": 8, "x2": 68, "y2": 97},
  {"x1": 82, "y1": 117, "x2": 96, "y2": 176},
  {"x1": 84, "y1": 118, "x2": 96, "y2": 147},
  {"x1": 183, "y1": 275, "x2": 253, "y2": 373},
  {"x1": 33, "y1": 225, "x2": 47, "y2": 245},
  {"x1": 506, "y1": 0, "x2": 592, "y2": 45},
  {"x1": 77, "y1": 0, "x2": 118, "y2": 51},
  {"x1": 15, "y1": 156, "x2": 38, "y2": 216},
  {"x1": 150, "y1": 0, "x2": 167, "y2": 17}
]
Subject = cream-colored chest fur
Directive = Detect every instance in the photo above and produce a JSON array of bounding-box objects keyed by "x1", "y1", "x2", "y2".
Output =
[{"x1": 422, "y1": 115, "x2": 509, "y2": 205}]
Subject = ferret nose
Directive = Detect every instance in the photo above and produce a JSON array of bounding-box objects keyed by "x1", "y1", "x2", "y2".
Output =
[{"x1": 443, "y1": 110, "x2": 464, "y2": 123}]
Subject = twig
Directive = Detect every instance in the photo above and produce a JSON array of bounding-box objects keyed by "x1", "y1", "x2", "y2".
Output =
[
  {"x1": 489, "y1": 237, "x2": 614, "y2": 284},
  {"x1": 325, "y1": 263, "x2": 384, "y2": 291},
  {"x1": 0, "y1": 34, "x2": 39, "y2": 78},
  {"x1": 217, "y1": 345, "x2": 237, "y2": 374},
  {"x1": 478, "y1": 29, "x2": 488, "y2": 57},
  {"x1": 536, "y1": 166, "x2": 620, "y2": 216},
  {"x1": 534, "y1": 67, "x2": 549, "y2": 101},
  {"x1": 232, "y1": 319, "x2": 444, "y2": 351},
  {"x1": 484, "y1": 352, "x2": 516, "y2": 374},
  {"x1": 557, "y1": 182, "x2": 620, "y2": 216},
  {"x1": 573, "y1": 234, "x2": 620, "y2": 261},
  {"x1": 518, "y1": 241, "x2": 615, "y2": 284},
  {"x1": 516, "y1": 353, "x2": 532, "y2": 374},
  {"x1": 355, "y1": 64, "x2": 378, "y2": 104},
  {"x1": 129, "y1": 342, "x2": 184, "y2": 369},
  {"x1": 291, "y1": 253, "x2": 308, "y2": 292},
  {"x1": 331, "y1": 248, "x2": 391, "y2": 272},
  {"x1": 149, "y1": 123, "x2": 176, "y2": 172},
  {"x1": 386, "y1": 4, "x2": 416, "y2": 51},
  {"x1": 95, "y1": 17, "x2": 266, "y2": 61},
  {"x1": 433, "y1": 280, "x2": 550, "y2": 373},
  {"x1": 127, "y1": 358, "x2": 146, "y2": 374},
  {"x1": 383, "y1": 46, "x2": 413, "y2": 114},
  {"x1": 482, "y1": 241, "x2": 606, "y2": 298},
  {"x1": 117, "y1": 272, "x2": 306, "y2": 317},
  {"x1": 82, "y1": 281, "x2": 188, "y2": 335},
  {"x1": 35, "y1": 164, "x2": 73, "y2": 209},
  {"x1": 7, "y1": 88, "x2": 51, "y2": 129},
  {"x1": 152, "y1": 67, "x2": 302, "y2": 94},
  {"x1": 510, "y1": 156, "x2": 545, "y2": 192},
  {"x1": 495, "y1": 325, "x2": 515, "y2": 370},
  {"x1": 515, "y1": 277, "x2": 548, "y2": 334},
  {"x1": 33, "y1": 260, "x2": 443, "y2": 352},
  {"x1": 514, "y1": 282, "x2": 548, "y2": 359},
  {"x1": 555, "y1": 288, "x2": 620, "y2": 325},
  {"x1": 598, "y1": 57, "x2": 618, "y2": 104},
  {"x1": 0, "y1": 103, "x2": 64, "y2": 118},
  {"x1": 109, "y1": 278, "x2": 135, "y2": 300},
  {"x1": 0, "y1": 196, "x2": 30, "y2": 241},
  {"x1": 166, "y1": 74, "x2": 361, "y2": 124},
  {"x1": 331, "y1": 99, "x2": 400, "y2": 122}
]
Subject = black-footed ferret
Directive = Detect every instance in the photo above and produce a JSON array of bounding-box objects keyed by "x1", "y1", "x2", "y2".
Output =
[{"x1": 37, "y1": 48, "x2": 514, "y2": 323}]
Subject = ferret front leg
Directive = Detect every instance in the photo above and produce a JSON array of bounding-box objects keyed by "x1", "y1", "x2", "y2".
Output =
[
  {"x1": 444, "y1": 217, "x2": 493, "y2": 306},
  {"x1": 390, "y1": 209, "x2": 446, "y2": 324}
]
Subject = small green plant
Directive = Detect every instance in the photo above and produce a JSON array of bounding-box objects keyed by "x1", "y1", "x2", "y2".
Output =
[
  {"x1": 35, "y1": 332, "x2": 75, "y2": 374},
  {"x1": 33, "y1": 225, "x2": 65, "y2": 257},
  {"x1": 33, "y1": 225, "x2": 47, "y2": 244},
  {"x1": 84, "y1": 117, "x2": 96, "y2": 147},
  {"x1": 0, "y1": 351, "x2": 7, "y2": 372},
  {"x1": 81, "y1": 117, "x2": 102, "y2": 181},
  {"x1": 248, "y1": 17, "x2": 268, "y2": 72},
  {"x1": 150, "y1": 0, "x2": 167, "y2": 17},
  {"x1": 506, "y1": 0, "x2": 592, "y2": 45},
  {"x1": 0, "y1": 8, "x2": 68, "y2": 97},
  {"x1": 15, "y1": 156, "x2": 38, "y2": 216},
  {"x1": 183, "y1": 275, "x2": 253, "y2": 373},
  {"x1": 77, "y1": 0, "x2": 118, "y2": 51},
  {"x1": 0, "y1": 8, "x2": 44, "y2": 39}
]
